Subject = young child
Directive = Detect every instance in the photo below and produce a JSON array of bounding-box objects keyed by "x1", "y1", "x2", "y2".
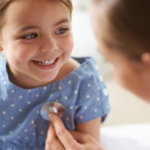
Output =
[
  {"x1": 0, "y1": 0, "x2": 110, "y2": 149},
  {"x1": 90, "y1": 0, "x2": 150, "y2": 102}
]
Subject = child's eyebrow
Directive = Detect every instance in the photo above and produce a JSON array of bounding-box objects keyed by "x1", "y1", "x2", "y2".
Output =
[
  {"x1": 18, "y1": 26, "x2": 39, "y2": 32},
  {"x1": 54, "y1": 18, "x2": 71, "y2": 26},
  {"x1": 16, "y1": 18, "x2": 70, "y2": 32}
]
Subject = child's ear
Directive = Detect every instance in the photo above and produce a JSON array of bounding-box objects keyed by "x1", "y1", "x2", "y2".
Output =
[{"x1": 141, "y1": 53, "x2": 150, "y2": 64}]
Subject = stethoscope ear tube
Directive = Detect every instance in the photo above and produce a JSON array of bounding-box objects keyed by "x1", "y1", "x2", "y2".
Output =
[{"x1": 40, "y1": 102, "x2": 65, "y2": 121}]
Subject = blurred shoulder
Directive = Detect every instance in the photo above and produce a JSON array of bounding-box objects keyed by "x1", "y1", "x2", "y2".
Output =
[{"x1": 57, "y1": 57, "x2": 81, "y2": 80}]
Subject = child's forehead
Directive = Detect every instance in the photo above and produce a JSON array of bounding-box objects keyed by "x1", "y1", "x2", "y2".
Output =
[
  {"x1": 6, "y1": 0, "x2": 68, "y2": 16},
  {"x1": 3, "y1": 0, "x2": 70, "y2": 28}
]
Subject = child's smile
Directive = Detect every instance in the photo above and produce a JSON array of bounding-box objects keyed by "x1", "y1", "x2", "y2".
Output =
[
  {"x1": 32, "y1": 57, "x2": 59, "y2": 70},
  {"x1": 0, "y1": 0, "x2": 73, "y2": 89}
]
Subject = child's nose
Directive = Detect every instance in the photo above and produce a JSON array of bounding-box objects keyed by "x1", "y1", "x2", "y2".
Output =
[{"x1": 40, "y1": 38, "x2": 58, "y2": 53}]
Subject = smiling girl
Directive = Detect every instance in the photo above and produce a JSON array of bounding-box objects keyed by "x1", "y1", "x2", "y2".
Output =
[
  {"x1": 35, "y1": 0, "x2": 150, "y2": 150},
  {"x1": 0, "y1": 0, "x2": 110, "y2": 149}
]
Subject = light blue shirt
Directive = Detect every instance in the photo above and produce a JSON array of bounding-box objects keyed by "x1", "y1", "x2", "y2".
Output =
[{"x1": 0, "y1": 55, "x2": 110, "y2": 150}]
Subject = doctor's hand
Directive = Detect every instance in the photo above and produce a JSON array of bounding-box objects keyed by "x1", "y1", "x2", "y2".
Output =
[{"x1": 45, "y1": 112, "x2": 105, "y2": 150}]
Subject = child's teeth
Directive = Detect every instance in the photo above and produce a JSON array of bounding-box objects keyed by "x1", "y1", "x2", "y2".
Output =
[
  {"x1": 34, "y1": 58, "x2": 57, "y2": 66},
  {"x1": 45, "y1": 61, "x2": 49, "y2": 65}
]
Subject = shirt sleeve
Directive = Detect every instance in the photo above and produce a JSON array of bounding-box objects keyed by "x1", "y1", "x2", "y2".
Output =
[{"x1": 74, "y1": 72, "x2": 111, "y2": 124}]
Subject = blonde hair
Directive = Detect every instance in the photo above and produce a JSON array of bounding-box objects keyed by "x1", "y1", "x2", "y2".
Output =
[
  {"x1": 55, "y1": 0, "x2": 73, "y2": 15},
  {"x1": 93, "y1": 0, "x2": 150, "y2": 61},
  {"x1": 0, "y1": 0, "x2": 73, "y2": 27}
]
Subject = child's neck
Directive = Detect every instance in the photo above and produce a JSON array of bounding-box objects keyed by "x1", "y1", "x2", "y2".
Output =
[
  {"x1": 7, "y1": 64, "x2": 53, "y2": 89},
  {"x1": 7, "y1": 58, "x2": 80, "y2": 89}
]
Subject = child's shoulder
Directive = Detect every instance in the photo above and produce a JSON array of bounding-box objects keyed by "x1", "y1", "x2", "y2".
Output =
[
  {"x1": 0, "y1": 54, "x2": 7, "y2": 73},
  {"x1": 56, "y1": 56, "x2": 102, "y2": 82},
  {"x1": 64, "y1": 57, "x2": 81, "y2": 74},
  {"x1": 56, "y1": 57, "x2": 80, "y2": 81},
  {"x1": 57, "y1": 57, "x2": 98, "y2": 80}
]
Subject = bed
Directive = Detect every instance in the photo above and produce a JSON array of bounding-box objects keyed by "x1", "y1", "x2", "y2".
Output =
[{"x1": 101, "y1": 124, "x2": 150, "y2": 150}]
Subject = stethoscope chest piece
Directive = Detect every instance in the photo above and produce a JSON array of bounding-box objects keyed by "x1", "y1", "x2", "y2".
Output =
[{"x1": 40, "y1": 102, "x2": 65, "y2": 121}]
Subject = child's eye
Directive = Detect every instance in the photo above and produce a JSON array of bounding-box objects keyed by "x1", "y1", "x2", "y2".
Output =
[
  {"x1": 55, "y1": 28, "x2": 69, "y2": 34},
  {"x1": 23, "y1": 33, "x2": 37, "y2": 40}
]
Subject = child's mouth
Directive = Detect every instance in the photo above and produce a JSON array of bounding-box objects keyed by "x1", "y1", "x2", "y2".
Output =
[
  {"x1": 32, "y1": 57, "x2": 59, "y2": 70},
  {"x1": 33, "y1": 58, "x2": 57, "y2": 66}
]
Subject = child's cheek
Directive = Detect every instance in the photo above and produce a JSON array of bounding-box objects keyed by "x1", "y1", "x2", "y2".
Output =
[
  {"x1": 12, "y1": 42, "x2": 37, "y2": 61},
  {"x1": 59, "y1": 33, "x2": 74, "y2": 55}
]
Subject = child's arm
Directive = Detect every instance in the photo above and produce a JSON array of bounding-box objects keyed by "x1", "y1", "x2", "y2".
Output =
[{"x1": 75, "y1": 117, "x2": 101, "y2": 141}]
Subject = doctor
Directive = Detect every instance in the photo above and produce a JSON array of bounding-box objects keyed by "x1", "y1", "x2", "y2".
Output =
[{"x1": 45, "y1": 0, "x2": 150, "y2": 149}]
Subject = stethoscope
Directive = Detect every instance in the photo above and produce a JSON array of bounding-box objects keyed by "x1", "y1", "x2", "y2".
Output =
[{"x1": 40, "y1": 102, "x2": 65, "y2": 121}]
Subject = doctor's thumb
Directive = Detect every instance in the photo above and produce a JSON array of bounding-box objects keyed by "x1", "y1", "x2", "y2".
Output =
[
  {"x1": 48, "y1": 112, "x2": 56, "y2": 122},
  {"x1": 48, "y1": 112, "x2": 65, "y2": 130}
]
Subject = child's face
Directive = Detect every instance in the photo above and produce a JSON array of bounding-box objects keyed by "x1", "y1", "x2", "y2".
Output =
[
  {"x1": 0, "y1": 0, "x2": 73, "y2": 87},
  {"x1": 90, "y1": 3, "x2": 150, "y2": 101}
]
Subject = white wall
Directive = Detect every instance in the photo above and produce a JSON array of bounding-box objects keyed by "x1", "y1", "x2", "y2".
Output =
[{"x1": 71, "y1": 6, "x2": 111, "y2": 77}]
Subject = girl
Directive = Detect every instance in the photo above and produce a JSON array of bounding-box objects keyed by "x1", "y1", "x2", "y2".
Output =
[
  {"x1": 0, "y1": 0, "x2": 110, "y2": 149},
  {"x1": 45, "y1": 0, "x2": 150, "y2": 150}
]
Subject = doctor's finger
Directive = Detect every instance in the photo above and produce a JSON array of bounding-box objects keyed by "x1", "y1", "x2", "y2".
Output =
[
  {"x1": 45, "y1": 124, "x2": 65, "y2": 150},
  {"x1": 46, "y1": 123, "x2": 56, "y2": 140},
  {"x1": 48, "y1": 113, "x2": 80, "y2": 150},
  {"x1": 47, "y1": 138, "x2": 65, "y2": 150},
  {"x1": 45, "y1": 124, "x2": 55, "y2": 150}
]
